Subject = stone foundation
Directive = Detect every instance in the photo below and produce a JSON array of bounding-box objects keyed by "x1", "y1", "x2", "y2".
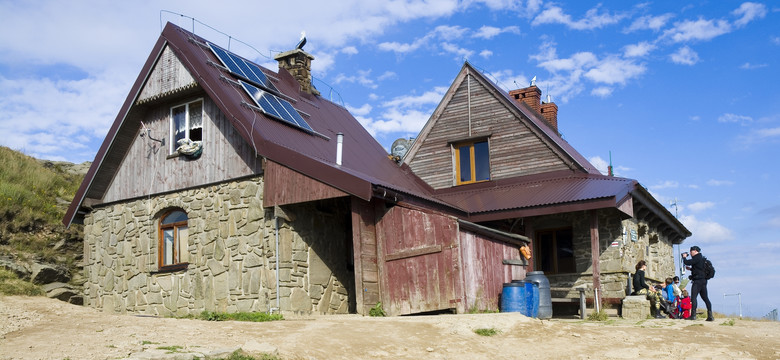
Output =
[{"x1": 621, "y1": 295, "x2": 650, "y2": 320}]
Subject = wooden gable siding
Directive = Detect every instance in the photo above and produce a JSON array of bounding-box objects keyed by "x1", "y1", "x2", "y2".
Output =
[
  {"x1": 459, "y1": 229, "x2": 524, "y2": 311},
  {"x1": 264, "y1": 160, "x2": 348, "y2": 208},
  {"x1": 102, "y1": 96, "x2": 262, "y2": 203},
  {"x1": 375, "y1": 204, "x2": 462, "y2": 315},
  {"x1": 408, "y1": 74, "x2": 572, "y2": 190},
  {"x1": 137, "y1": 45, "x2": 197, "y2": 103}
]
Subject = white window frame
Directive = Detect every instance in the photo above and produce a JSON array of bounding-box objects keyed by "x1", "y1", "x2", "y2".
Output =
[{"x1": 169, "y1": 98, "x2": 203, "y2": 154}]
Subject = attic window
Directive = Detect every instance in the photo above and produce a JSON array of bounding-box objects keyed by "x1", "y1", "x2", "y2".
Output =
[
  {"x1": 455, "y1": 140, "x2": 490, "y2": 185},
  {"x1": 170, "y1": 99, "x2": 203, "y2": 154}
]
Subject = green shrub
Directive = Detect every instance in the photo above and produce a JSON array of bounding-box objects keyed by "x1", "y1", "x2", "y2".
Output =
[
  {"x1": 587, "y1": 309, "x2": 608, "y2": 321},
  {"x1": 369, "y1": 302, "x2": 386, "y2": 317}
]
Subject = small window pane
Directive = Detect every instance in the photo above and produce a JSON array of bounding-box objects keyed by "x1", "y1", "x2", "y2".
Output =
[
  {"x1": 172, "y1": 105, "x2": 187, "y2": 145},
  {"x1": 162, "y1": 210, "x2": 188, "y2": 225},
  {"x1": 178, "y1": 226, "x2": 189, "y2": 263},
  {"x1": 473, "y1": 141, "x2": 490, "y2": 181},
  {"x1": 459, "y1": 145, "x2": 472, "y2": 182},
  {"x1": 189, "y1": 100, "x2": 203, "y2": 129},
  {"x1": 163, "y1": 229, "x2": 174, "y2": 265}
]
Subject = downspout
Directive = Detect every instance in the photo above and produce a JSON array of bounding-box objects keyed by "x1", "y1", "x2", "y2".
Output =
[{"x1": 274, "y1": 215, "x2": 280, "y2": 313}]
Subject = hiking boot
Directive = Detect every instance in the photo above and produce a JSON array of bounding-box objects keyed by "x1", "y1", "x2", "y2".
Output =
[
  {"x1": 654, "y1": 308, "x2": 665, "y2": 319},
  {"x1": 706, "y1": 311, "x2": 714, "y2": 321}
]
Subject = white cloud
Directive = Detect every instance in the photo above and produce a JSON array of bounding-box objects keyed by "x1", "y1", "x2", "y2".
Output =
[
  {"x1": 651, "y1": 180, "x2": 679, "y2": 190},
  {"x1": 358, "y1": 86, "x2": 448, "y2": 137},
  {"x1": 731, "y1": 2, "x2": 767, "y2": 27},
  {"x1": 341, "y1": 46, "x2": 359, "y2": 55},
  {"x1": 739, "y1": 62, "x2": 767, "y2": 70},
  {"x1": 473, "y1": 25, "x2": 521, "y2": 39},
  {"x1": 345, "y1": 103, "x2": 372, "y2": 116},
  {"x1": 378, "y1": 24, "x2": 471, "y2": 56},
  {"x1": 706, "y1": 179, "x2": 735, "y2": 186},
  {"x1": 718, "y1": 113, "x2": 753, "y2": 125},
  {"x1": 532, "y1": 5, "x2": 627, "y2": 30},
  {"x1": 589, "y1": 156, "x2": 609, "y2": 174},
  {"x1": 623, "y1": 41, "x2": 656, "y2": 57},
  {"x1": 479, "y1": 50, "x2": 493, "y2": 58},
  {"x1": 584, "y1": 57, "x2": 646, "y2": 85},
  {"x1": 680, "y1": 214, "x2": 734, "y2": 243},
  {"x1": 669, "y1": 46, "x2": 699, "y2": 65},
  {"x1": 377, "y1": 71, "x2": 397, "y2": 81},
  {"x1": 440, "y1": 42, "x2": 474, "y2": 60},
  {"x1": 737, "y1": 127, "x2": 780, "y2": 146},
  {"x1": 663, "y1": 18, "x2": 732, "y2": 43},
  {"x1": 625, "y1": 14, "x2": 674, "y2": 32},
  {"x1": 591, "y1": 87, "x2": 613, "y2": 98},
  {"x1": 332, "y1": 69, "x2": 378, "y2": 89},
  {"x1": 688, "y1": 201, "x2": 715, "y2": 212}
]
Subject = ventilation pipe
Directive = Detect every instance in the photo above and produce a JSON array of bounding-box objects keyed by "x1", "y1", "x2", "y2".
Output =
[{"x1": 336, "y1": 132, "x2": 343, "y2": 165}]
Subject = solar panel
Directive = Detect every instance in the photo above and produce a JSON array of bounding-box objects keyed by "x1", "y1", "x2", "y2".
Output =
[
  {"x1": 240, "y1": 80, "x2": 314, "y2": 132},
  {"x1": 208, "y1": 43, "x2": 279, "y2": 94}
]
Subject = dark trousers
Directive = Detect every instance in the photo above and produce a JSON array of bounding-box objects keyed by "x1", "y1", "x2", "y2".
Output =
[{"x1": 690, "y1": 279, "x2": 712, "y2": 316}]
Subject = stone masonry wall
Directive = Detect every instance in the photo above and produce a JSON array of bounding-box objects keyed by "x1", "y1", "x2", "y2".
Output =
[
  {"x1": 533, "y1": 209, "x2": 677, "y2": 302},
  {"x1": 82, "y1": 176, "x2": 353, "y2": 316}
]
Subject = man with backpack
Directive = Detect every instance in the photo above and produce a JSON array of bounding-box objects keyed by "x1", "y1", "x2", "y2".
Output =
[{"x1": 682, "y1": 246, "x2": 714, "y2": 321}]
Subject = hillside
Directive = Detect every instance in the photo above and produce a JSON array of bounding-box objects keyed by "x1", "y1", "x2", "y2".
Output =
[{"x1": 0, "y1": 146, "x2": 87, "y2": 300}]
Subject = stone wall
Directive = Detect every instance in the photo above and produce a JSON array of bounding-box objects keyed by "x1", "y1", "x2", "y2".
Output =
[
  {"x1": 82, "y1": 176, "x2": 354, "y2": 316},
  {"x1": 533, "y1": 208, "x2": 678, "y2": 302}
]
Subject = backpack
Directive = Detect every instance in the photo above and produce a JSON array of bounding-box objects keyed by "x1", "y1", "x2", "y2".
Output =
[{"x1": 703, "y1": 257, "x2": 715, "y2": 279}]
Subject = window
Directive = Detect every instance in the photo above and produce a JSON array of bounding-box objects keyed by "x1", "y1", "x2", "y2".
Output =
[
  {"x1": 536, "y1": 228, "x2": 575, "y2": 274},
  {"x1": 170, "y1": 99, "x2": 203, "y2": 154},
  {"x1": 158, "y1": 210, "x2": 189, "y2": 270},
  {"x1": 455, "y1": 140, "x2": 490, "y2": 185}
]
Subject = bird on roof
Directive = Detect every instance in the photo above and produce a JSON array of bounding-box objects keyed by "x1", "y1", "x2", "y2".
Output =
[
  {"x1": 530, "y1": 76, "x2": 537, "y2": 86},
  {"x1": 296, "y1": 31, "x2": 307, "y2": 50}
]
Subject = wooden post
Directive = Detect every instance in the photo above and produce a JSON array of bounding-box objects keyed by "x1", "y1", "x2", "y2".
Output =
[{"x1": 590, "y1": 210, "x2": 601, "y2": 307}]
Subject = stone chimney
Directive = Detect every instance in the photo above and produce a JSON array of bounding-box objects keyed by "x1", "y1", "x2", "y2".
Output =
[
  {"x1": 274, "y1": 49, "x2": 320, "y2": 95},
  {"x1": 509, "y1": 85, "x2": 559, "y2": 134}
]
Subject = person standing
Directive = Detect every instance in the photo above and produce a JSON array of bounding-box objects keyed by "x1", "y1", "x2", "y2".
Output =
[{"x1": 682, "y1": 246, "x2": 713, "y2": 321}]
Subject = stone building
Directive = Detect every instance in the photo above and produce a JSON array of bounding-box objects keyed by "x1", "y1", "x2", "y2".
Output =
[{"x1": 65, "y1": 23, "x2": 689, "y2": 318}]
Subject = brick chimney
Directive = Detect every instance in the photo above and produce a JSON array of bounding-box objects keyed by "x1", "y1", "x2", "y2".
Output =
[
  {"x1": 274, "y1": 49, "x2": 320, "y2": 95},
  {"x1": 509, "y1": 85, "x2": 559, "y2": 134},
  {"x1": 540, "y1": 95, "x2": 558, "y2": 133},
  {"x1": 508, "y1": 85, "x2": 541, "y2": 113}
]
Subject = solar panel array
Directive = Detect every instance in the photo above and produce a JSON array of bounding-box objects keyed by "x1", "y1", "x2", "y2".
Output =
[
  {"x1": 208, "y1": 43, "x2": 279, "y2": 94},
  {"x1": 240, "y1": 80, "x2": 313, "y2": 132},
  {"x1": 208, "y1": 42, "x2": 314, "y2": 134}
]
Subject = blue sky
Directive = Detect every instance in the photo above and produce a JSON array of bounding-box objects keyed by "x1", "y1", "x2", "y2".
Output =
[{"x1": 1, "y1": 1, "x2": 778, "y2": 318}]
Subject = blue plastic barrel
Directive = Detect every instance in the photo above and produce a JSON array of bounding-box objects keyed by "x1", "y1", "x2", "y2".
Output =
[
  {"x1": 500, "y1": 282, "x2": 526, "y2": 313},
  {"x1": 526, "y1": 271, "x2": 551, "y2": 319},
  {"x1": 524, "y1": 281, "x2": 539, "y2": 317}
]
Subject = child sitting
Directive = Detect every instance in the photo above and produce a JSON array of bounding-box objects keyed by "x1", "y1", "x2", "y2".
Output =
[
  {"x1": 661, "y1": 277, "x2": 678, "y2": 318},
  {"x1": 679, "y1": 289, "x2": 692, "y2": 319}
]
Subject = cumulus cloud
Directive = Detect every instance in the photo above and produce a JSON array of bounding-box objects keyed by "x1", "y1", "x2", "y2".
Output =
[
  {"x1": 591, "y1": 87, "x2": 613, "y2": 98},
  {"x1": 440, "y1": 42, "x2": 474, "y2": 60},
  {"x1": 341, "y1": 46, "x2": 359, "y2": 55},
  {"x1": 688, "y1": 201, "x2": 715, "y2": 212},
  {"x1": 737, "y1": 126, "x2": 780, "y2": 146},
  {"x1": 731, "y1": 2, "x2": 767, "y2": 27},
  {"x1": 473, "y1": 25, "x2": 521, "y2": 39},
  {"x1": 479, "y1": 50, "x2": 493, "y2": 58},
  {"x1": 623, "y1": 41, "x2": 656, "y2": 57},
  {"x1": 624, "y1": 13, "x2": 675, "y2": 32},
  {"x1": 680, "y1": 214, "x2": 734, "y2": 243},
  {"x1": 587, "y1": 155, "x2": 630, "y2": 176},
  {"x1": 378, "y1": 24, "x2": 471, "y2": 56},
  {"x1": 584, "y1": 57, "x2": 646, "y2": 85},
  {"x1": 532, "y1": 4, "x2": 627, "y2": 30},
  {"x1": 663, "y1": 18, "x2": 732, "y2": 43},
  {"x1": 669, "y1": 46, "x2": 699, "y2": 65},
  {"x1": 718, "y1": 113, "x2": 753, "y2": 125},
  {"x1": 332, "y1": 69, "x2": 379, "y2": 89}
]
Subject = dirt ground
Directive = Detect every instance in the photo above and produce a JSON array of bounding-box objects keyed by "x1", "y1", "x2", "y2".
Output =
[{"x1": 1, "y1": 296, "x2": 779, "y2": 360}]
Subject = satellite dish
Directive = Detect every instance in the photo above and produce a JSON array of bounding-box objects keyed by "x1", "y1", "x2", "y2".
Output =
[{"x1": 391, "y1": 138, "x2": 410, "y2": 159}]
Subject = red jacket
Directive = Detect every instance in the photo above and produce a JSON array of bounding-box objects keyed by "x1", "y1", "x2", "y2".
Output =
[{"x1": 680, "y1": 296, "x2": 692, "y2": 319}]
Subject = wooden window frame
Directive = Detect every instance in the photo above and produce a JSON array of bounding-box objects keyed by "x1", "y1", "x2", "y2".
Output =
[
  {"x1": 454, "y1": 139, "x2": 490, "y2": 185},
  {"x1": 157, "y1": 210, "x2": 189, "y2": 272},
  {"x1": 169, "y1": 98, "x2": 203, "y2": 154},
  {"x1": 535, "y1": 227, "x2": 575, "y2": 275}
]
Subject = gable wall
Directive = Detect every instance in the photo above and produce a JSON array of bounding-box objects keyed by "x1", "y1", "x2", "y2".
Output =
[
  {"x1": 408, "y1": 75, "x2": 571, "y2": 190},
  {"x1": 103, "y1": 96, "x2": 262, "y2": 203}
]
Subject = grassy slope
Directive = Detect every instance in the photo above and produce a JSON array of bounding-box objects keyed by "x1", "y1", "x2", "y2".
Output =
[{"x1": 0, "y1": 146, "x2": 85, "y2": 294}]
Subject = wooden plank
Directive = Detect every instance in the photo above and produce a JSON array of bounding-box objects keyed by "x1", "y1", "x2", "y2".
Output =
[
  {"x1": 385, "y1": 245, "x2": 442, "y2": 261},
  {"x1": 264, "y1": 160, "x2": 348, "y2": 207}
]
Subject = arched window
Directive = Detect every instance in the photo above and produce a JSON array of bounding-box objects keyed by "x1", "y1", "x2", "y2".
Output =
[{"x1": 159, "y1": 210, "x2": 189, "y2": 270}]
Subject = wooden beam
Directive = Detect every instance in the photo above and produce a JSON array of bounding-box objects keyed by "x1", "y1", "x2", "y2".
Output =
[{"x1": 590, "y1": 210, "x2": 601, "y2": 307}]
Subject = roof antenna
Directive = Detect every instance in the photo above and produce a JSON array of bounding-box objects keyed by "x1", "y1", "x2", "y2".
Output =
[
  {"x1": 530, "y1": 76, "x2": 536, "y2": 86},
  {"x1": 296, "y1": 31, "x2": 307, "y2": 50},
  {"x1": 608, "y1": 150, "x2": 613, "y2": 176}
]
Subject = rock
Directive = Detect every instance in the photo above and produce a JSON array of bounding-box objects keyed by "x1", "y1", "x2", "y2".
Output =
[
  {"x1": 43, "y1": 282, "x2": 82, "y2": 304},
  {"x1": 0, "y1": 256, "x2": 31, "y2": 280},
  {"x1": 30, "y1": 262, "x2": 70, "y2": 284}
]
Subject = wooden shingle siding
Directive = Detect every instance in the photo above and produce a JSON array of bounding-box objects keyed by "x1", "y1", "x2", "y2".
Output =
[
  {"x1": 137, "y1": 46, "x2": 197, "y2": 103},
  {"x1": 263, "y1": 160, "x2": 348, "y2": 207},
  {"x1": 103, "y1": 96, "x2": 262, "y2": 202},
  {"x1": 408, "y1": 74, "x2": 571, "y2": 190}
]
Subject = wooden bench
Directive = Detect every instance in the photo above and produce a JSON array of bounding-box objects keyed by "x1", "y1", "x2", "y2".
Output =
[{"x1": 550, "y1": 287, "x2": 589, "y2": 319}]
